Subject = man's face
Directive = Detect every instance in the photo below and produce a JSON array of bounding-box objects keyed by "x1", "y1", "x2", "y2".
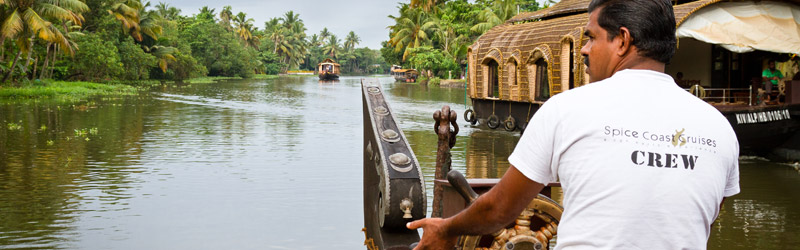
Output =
[
  {"x1": 581, "y1": 8, "x2": 619, "y2": 82},
  {"x1": 769, "y1": 61, "x2": 776, "y2": 70}
]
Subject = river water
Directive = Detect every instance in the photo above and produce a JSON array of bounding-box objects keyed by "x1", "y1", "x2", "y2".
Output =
[{"x1": 0, "y1": 76, "x2": 798, "y2": 249}]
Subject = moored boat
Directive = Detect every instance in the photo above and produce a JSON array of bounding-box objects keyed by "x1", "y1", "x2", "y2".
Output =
[
  {"x1": 464, "y1": 0, "x2": 800, "y2": 160},
  {"x1": 317, "y1": 59, "x2": 340, "y2": 80}
]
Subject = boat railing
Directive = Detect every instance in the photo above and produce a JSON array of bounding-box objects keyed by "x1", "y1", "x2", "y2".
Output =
[{"x1": 686, "y1": 85, "x2": 753, "y2": 106}]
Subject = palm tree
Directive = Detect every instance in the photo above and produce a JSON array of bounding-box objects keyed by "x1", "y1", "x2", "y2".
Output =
[
  {"x1": 322, "y1": 34, "x2": 340, "y2": 59},
  {"x1": 265, "y1": 18, "x2": 280, "y2": 33},
  {"x1": 471, "y1": 0, "x2": 516, "y2": 34},
  {"x1": 387, "y1": 6, "x2": 435, "y2": 61},
  {"x1": 233, "y1": 12, "x2": 255, "y2": 47},
  {"x1": 309, "y1": 34, "x2": 321, "y2": 47},
  {"x1": 344, "y1": 31, "x2": 360, "y2": 51},
  {"x1": 219, "y1": 5, "x2": 233, "y2": 31},
  {"x1": 1, "y1": 0, "x2": 89, "y2": 82},
  {"x1": 40, "y1": 21, "x2": 83, "y2": 79},
  {"x1": 145, "y1": 45, "x2": 177, "y2": 72},
  {"x1": 196, "y1": 6, "x2": 216, "y2": 21},
  {"x1": 108, "y1": 0, "x2": 162, "y2": 42},
  {"x1": 270, "y1": 27, "x2": 288, "y2": 54},
  {"x1": 319, "y1": 27, "x2": 330, "y2": 42},
  {"x1": 108, "y1": 0, "x2": 143, "y2": 36},
  {"x1": 136, "y1": 2, "x2": 164, "y2": 41},
  {"x1": 410, "y1": 0, "x2": 440, "y2": 12},
  {"x1": 154, "y1": 2, "x2": 180, "y2": 20},
  {"x1": 281, "y1": 11, "x2": 301, "y2": 32}
]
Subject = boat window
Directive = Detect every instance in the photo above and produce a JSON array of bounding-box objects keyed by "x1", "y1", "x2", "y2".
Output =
[
  {"x1": 487, "y1": 60, "x2": 500, "y2": 98},
  {"x1": 561, "y1": 39, "x2": 575, "y2": 90},
  {"x1": 535, "y1": 58, "x2": 550, "y2": 101},
  {"x1": 508, "y1": 60, "x2": 518, "y2": 86}
]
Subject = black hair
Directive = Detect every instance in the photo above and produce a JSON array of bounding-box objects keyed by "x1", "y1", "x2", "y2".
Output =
[{"x1": 588, "y1": 0, "x2": 677, "y2": 64}]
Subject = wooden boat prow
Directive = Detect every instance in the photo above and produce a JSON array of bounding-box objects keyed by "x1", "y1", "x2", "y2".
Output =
[{"x1": 361, "y1": 78, "x2": 563, "y2": 249}]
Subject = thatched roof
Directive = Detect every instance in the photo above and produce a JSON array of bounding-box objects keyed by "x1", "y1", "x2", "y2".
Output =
[
  {"x1": 392, "y1": 69, "x2": 418, "y2": 73},
  {"x1": 507, "y1": 0, "x2": 590, "y2": 23},
  {"x1": 318, "y1": 58, "x2": 340, "y2": 66},
  {"x1": 506, "y1": 0, "x2": 800, "y2": 24},
  {"x1": 474, "y1": 0, "x2": 749, "y2": 61}
]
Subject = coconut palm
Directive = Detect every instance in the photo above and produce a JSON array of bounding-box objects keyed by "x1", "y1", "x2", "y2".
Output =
[
  {"x1": 144, "y1": 45, "x2": 177, "y2": 72},
  {"x1": 196, "y1": 6, "x2": 215, "y2": 21},
  {"x1": 270, "y1": 27, "x2": 288, "y2": 54},
  {"x1": 344, "y1": 31, "x2": 360, "y2": 51},
  {"x1": 309, "y1": 34, "x2": 321, "y2": 47},
  {"x1": 265, "y1": 18, "x2": 280, "y2": 33},
  {"x1": 108, "y1": 0, "x2": 143, "y2": 36},
  {"x1": 154, "y1": 2, "x2": 180, "y2": 20},
  {"x1": 319, "y1": 27, "x2": 330, "y2": 42},
  {"x1": 387, "y1": 7, "x2": 435, "y2": 61},
  {"x1": 281, "y1": 11, "x2": 301, "y2": 32},
  {"x1": 470, "y1": 0, "x2": 516, "y2": 34},
  {"x1": 40, "y1": 21, "x2": 83, "y2": 79},
  {"x1": 1, "y1": 0, "x2": 89, "y2": 82},
  {"x1": 410, "y1": 0, "x2": 440, "y2": 12},
  {"x1": 136, "y1": 2, "x2": 164, "y2": 41},
  {"x1": 219, "y1": 5, "x2": 233, "y2": 31},
  {"x1": 233, "y1": 12, "x2": 254, "y2": 44},
  {"x1": 322, "y1": 34, "x2": 340, "y2": 59}
]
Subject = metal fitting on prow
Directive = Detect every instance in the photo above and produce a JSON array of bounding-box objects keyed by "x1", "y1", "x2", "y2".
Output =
[{"x1": 400, "y1": 198, "x2": 413, "y2": 219}]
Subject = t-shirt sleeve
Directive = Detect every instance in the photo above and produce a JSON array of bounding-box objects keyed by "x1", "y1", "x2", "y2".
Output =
[
  {"x1": 724, "y1": 140, "x2": 741, "y2": 197},
  {"x1": 762, "y1": 69, "x2": 769, "y2": 77},
  {"x1": 508, "y1": 101, "x2": 559, "y2": 185},
  {"x1": 778, "y1": 70, "x2": 785, "y2": 78}
]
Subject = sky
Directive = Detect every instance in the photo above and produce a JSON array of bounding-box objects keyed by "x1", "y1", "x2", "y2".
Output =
[{"x1": 164, "y1": 0, "x2": 556, "y2": 50}]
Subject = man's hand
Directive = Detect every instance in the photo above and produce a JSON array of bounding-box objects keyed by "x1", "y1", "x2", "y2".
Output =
[{"x1": 407, "y1": 218, "x2": 457, "y2": 250}]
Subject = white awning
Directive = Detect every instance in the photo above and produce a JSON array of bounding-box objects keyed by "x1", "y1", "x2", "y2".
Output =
[{"x1": 677, "y1": 1, "x2": 800, "y2": 53}]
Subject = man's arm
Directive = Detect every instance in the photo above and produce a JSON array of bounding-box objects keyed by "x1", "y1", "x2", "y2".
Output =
[{"x1": 407, "y1": 166, "x2": 545, "y2": 249}]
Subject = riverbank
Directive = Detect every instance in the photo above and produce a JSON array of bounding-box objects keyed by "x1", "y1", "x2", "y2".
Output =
[
  {"x1": 0, "y1": 74, "x2": 280, "y2": 100},
  {"x1": 0, "y1": 80, "x2": 140, "y2": 100}
]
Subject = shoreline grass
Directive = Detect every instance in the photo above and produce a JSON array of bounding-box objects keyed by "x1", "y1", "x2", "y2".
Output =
[
  {"x1": 0, "y1": 74, "x2": 280, "y2": 101},
  {"x1": 0, "y1": 80, "x2": 139, "y2": 100}
]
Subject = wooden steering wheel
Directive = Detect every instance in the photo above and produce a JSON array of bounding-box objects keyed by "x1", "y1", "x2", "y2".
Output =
[{"x1": 446, "y1": 170, "x2": 564, "y2": 250}]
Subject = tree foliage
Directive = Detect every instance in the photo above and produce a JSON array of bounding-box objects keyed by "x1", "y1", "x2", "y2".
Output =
[
  {"x1": 383, "y1": 0, "x2": 550, "y2": 79},
  {"x1": 0, "y1": 0, "x2": 391, "y2": 84}
]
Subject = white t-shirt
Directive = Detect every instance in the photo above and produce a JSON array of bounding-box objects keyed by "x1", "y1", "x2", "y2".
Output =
[{"x1": 509, "y1": 69, "x2": 740, "y2": 250}]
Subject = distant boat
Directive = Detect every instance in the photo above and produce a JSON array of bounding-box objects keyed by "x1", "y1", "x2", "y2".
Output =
[
  {"x1": 317, "y1": 59, "x2": 340, "y2": 80},
  {"x1": 390, "y1": 65, "x2": 418, "y2": 83}
]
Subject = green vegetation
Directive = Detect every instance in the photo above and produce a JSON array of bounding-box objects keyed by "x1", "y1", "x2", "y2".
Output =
[
  {"x1": 0, "y1": 80, "x2": 138, "y2": 99},
  {"x1": 384, "y1": 0, "x2": 554, "y2": 79},
  {"x1": 0, "y1": 1, "x2": 385, "y2": 91}
]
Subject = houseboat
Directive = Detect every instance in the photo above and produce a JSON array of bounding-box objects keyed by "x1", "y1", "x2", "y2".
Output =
[
  {"x1": 464, "y1": 0, "x2": 800, "y2": 159},
  {"x1": 390, "y1": 65, "x2": 419, "y2": 82},
  {"x1": 317, "y1": 59, "x2": 340, "y2": 80}
]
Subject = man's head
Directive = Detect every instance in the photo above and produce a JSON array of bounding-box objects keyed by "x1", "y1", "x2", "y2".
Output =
[
  {"x1": 581, "y1": 0, "x2": 677, "y2": 82},
  {"x1": 768, "y1": 59, "x2": 776, "y2": 70}
]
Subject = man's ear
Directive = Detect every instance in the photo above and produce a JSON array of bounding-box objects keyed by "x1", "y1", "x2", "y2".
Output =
[{"x1": 616, "y1": 27, "x2": 633, "y2": 56}]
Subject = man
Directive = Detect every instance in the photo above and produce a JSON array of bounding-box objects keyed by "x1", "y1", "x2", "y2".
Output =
[
  {"x1": 763, "y1": 59, "x2": 783, "y2": 97},
  {"x1": 407, "y1": 0, "x2": 740, "y2": 249},
  {"x1": 674, "y1": 71, "x2": 686, "y2": 87}
]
